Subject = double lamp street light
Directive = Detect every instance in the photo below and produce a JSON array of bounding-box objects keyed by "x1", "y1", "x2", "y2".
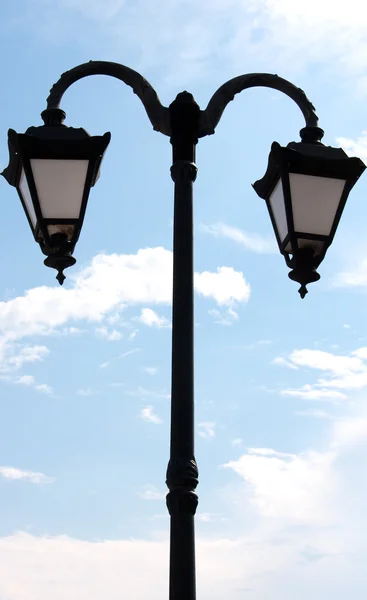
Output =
[{"x1": 2, "y1": 61, "x2": 366, "y2": 600}]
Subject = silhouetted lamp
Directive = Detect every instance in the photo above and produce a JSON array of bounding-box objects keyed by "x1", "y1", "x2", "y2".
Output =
[
  {"x1": 253, "y1": 135, "x2": 365, "y2": 297},
  {"x1": 2, "y1": 117, "x2": 110, "y2": 284}
]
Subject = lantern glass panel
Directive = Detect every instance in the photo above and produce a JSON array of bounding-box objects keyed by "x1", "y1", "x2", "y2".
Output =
[
  {"x1": 289, "y1": 173, "x2": 346, "y2": 235},
  {"x1": 30, "y1": 158, "x2": 89, "y2": 219},
  {"x1": 269, "y1": 178, "x2": 288, "y2": 242},
  {"x1": 19, "y1": 168, "x2": 37, "y2": 228}
]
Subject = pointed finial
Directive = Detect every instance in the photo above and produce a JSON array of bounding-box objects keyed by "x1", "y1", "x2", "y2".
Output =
[
  {"x1": 298, "y1": 284, "x2": 308, "y2": 299},
  {"x1": 56, "y1": 271, "x2": 66, "y2": 286}
]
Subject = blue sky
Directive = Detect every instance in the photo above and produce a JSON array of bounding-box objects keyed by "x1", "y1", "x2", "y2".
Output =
[{"x1": 1, "y1": 0, "x2": 367, "y2": 598}]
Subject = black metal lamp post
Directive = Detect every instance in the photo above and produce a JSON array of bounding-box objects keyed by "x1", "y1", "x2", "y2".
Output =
[{"x1": 2, "y1": 62, "x2": 365, "y2": 600}]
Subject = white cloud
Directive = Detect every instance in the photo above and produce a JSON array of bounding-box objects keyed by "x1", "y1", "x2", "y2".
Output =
[
  {"x1": 0, "y1": 467, "x2": 53, "y2": 484},
  {"x1": 17, "y1": 375, "x2": 37, "y2": 386},
  {"x1": 198, "y1": 422, "x2": 216, "y2": 439},
  {"x1": 140, "y1": 406, "x2": 162, "y2": 424},
  {"x1": 0, "y1": 249, "x2": 249, "y2": 343},
  {"x1": 143, "y1": 367, "x2": 158, "y2": 376},
  {"x1": 332, "y1": 417, "x2": 367, "y2": 450},
  {"x1": 272, "y1": 357, "x2": 299, "y2": 370},
  {"x1": 99, "y1": 348, "x2": 140, "y2": 370},
  {"x1": 119, "y1": 349, "x2": 140, "y2": 360},
  {"x1": 288, "y1": 349, "x2": 363, "y2": 376},
  {"x1": 225, "y1": 409, "x2": 367, "y2": 528},
  {"x1": 196, "y1": 512, "x2": 224, "y2": 523},
  {"x1": 34, "y1": 383, "x2": 53, "y2": 395},
  {"x1": 200, "y1": 223, "x2": 276, "y2": 253},
  {"x1": 7, "y1": 345, "x2": 49, "y2": 369},
  {"x1": 208, "y1": 307, "x2": 239, "y2": 326},
  {"x1": 225, "y1": 448, "x2": 337, "y2": 523},
  {"x1": 24, "y1": 0, "x2": 367, "y2": 91},
  {"x1": 337, "y1": 131, "x2": 367, "y2": 162},
  {"x1": 1, "y1": 523, "x2": 367, "y2": 600},
  {"x1": 77, "y1": 388, "x2": 97, "y2": 397},
  {"x1": 295, "y1": 409, "x2": 334, "y2": 419},
  {"x1": 138, "y1": 309, "x2": 170, "y2": 328},
  {"x1": 14, "y1": 375, "x2": 53, "y2": 395},
  {"x1": 334, "y1": 258, "x2": 367, "y2": 289},
  {"x1": 231, "y1": 438, "x2": 243, "y2": 447},
  {"x1": 0, "y1": 342, "x2": 49, "y2": 374},
  {"x1": 138, "y1": 486, "x2": 165, "y2": 500},
  {"x1": 0, "y1": 528, "x2": 365, "y2": 600},
  {"x1": 96, "y1": 327, "x2": 123, "y2": 341},
  {"x1": 195, "y1": 267, "x2": 250, "y2": 306},
  {"x1": 0, "y1": 413, "x2": 367, "y2": 598},
  {"x1": 274, "y1": 347, "x2": 367, "y2": 400},
  {"x1": 226, "y1": 0, "x2": 367, "y2": 81},
  {"x1": 281, "y1": 385, "x2": 347, "y2": 401}
]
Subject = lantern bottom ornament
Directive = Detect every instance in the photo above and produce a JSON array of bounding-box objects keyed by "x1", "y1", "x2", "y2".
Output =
[
  {"x1": 287, "y1": 247, "x2": 321, "y2": 299},
  {"x1": 41, "y1": 232, "x2": 77, "y2": 285}
]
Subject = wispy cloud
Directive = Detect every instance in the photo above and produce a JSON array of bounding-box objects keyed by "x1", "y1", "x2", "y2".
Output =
[
  {"x1": 0, "y1": 466, "x2": 53, "y2": 484},
  {"x1": 296, "y1": 409, "x2": 334, "y2": 419},
  {"x1": 231, "y1": 438, "x2": 243, "y2": 447},
  {"x1": 275, "y1": 347, "x2": 367, "y2": 400},
  {"x1": 0, "y1": 342, "x2": 49, "y2": 374},
  {"x1": 99, "y1": 347, "x2": 140, "y2": 369},
  {"x1": 20, "y1": 0, "x2": 367, "y2": 92},
  {"x1": 77, "y1": 388, "x2": 98, "y2": 397},
  {"x1": 142, "y1": 367, "x2": 158, "y2": 376},
  {"x1": 196, "y1": 512, "x2": 225, "y2": 523},
  {"x1": 96, "y1": 327, "x2": 123, "y2": 341},
  {"x1": 200, "y1": 223, "x2": 276, "y2": 254},
  {"x1": 138, "y1": 486, "x2": 165, "y2": 500},
  {"x1": 224, "y1": 447, "x2": 337, "y2": 523},
  {"x1": 333, "y1": 258, "x2": 367, "y2": 289},
  {"x1": 119, "y1": 349, "x2": 140, "y2": 360},
  {"x1": 225, "y1": 411, "x2": 367, "y2": 529},
  {"x1": 337, "y1": 130, "x2": 367, "y2": 162},
  {"x1": 140, "y1": 406, "x2": 163, "y2": 424},
  {"x1": 138, "y1": 309, "x2": 170, "y2": 328},
  {"x1": 272, "y1": 357, "x2": 299, "y2": 370},
  {"x1": 281, "y1": 386, "x2": 347, "y2": 401},
  {"x1": 15, "y1": 375, "x2": 53, "y2": 395},
  {"x1": 198, "y1": 422, "x2": 216, "y2": 439},
  {"x1": 208, "y1": 307, "x2": 239, "y2": 326}
]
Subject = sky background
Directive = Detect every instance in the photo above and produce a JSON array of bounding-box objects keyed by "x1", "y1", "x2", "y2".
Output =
[{"x1": 1, "y1": 0, "x2": 367, "y2": 598}]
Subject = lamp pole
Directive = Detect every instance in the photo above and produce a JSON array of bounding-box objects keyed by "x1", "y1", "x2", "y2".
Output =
[
  {"x1": 2, "y1": 61, "x2": 365, "y2": 600},
  {"x1": 166, "y1": 92, "x2": 199, "y2": 600}
]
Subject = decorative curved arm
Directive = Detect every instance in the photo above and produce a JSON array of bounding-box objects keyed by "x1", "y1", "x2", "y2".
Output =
[
  {"x1": 198, "y1": 73, "x2": 320, "y2": 138},
  {"x1": 43, "y1": 63, "x2": 321, "y2": 143},
  {"x1": 44, "y1": 60, "x2": 171, "y2": 136}
]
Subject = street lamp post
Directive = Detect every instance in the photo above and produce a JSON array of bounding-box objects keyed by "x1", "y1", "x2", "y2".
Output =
[{"x1": 2, "y1": 62, "x2": 365, "y2": 600}]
